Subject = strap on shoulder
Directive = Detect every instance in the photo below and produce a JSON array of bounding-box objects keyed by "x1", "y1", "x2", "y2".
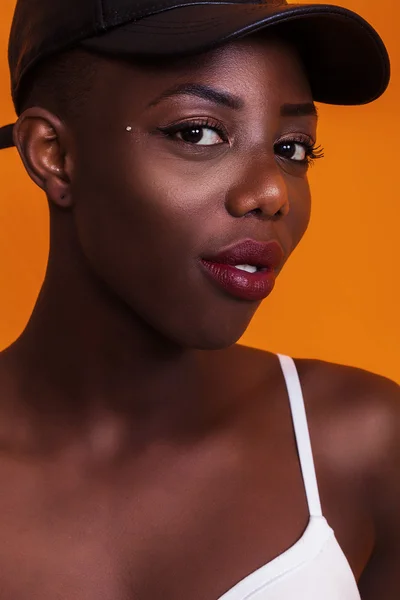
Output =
[{"x1": 277, "y1": 354, "x2": 323, "y2": 518}]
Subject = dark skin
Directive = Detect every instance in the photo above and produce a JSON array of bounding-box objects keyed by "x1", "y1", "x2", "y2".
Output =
[{"x1": 0, "y1": 35, "x2": 398, "y2": 599}]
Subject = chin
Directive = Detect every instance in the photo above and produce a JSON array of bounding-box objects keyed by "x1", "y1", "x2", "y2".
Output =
[
  {"x1": 167, "y1": 311, "x2": 256, "y2": 351},
  {"x1": 133, "y1": 289, "x2": 260, "y2": 351},
  {"x1": 191, "y1": 335, "x2": 242, "y2": 351}
]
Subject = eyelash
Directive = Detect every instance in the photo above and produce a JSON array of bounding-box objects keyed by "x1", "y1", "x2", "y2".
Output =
[
  {"x1": 158, "y1": 119, "x2": 324, "y2": 166},
  {"x1": 306, "y1": 144, "x2": 325, "y2": 166}
]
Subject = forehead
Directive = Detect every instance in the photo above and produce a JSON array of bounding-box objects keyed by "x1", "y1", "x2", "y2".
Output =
[
  {"x1": 196, "y1": 35, "x2": 311, "y2": 99},
  {"x1": 97, "y1": 34, "x2": 312, "y2": 107}
]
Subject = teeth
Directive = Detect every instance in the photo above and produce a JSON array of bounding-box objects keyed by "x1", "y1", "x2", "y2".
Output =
[{"x1": 234, "y1": 264, "x2": 258, "y2": 274}]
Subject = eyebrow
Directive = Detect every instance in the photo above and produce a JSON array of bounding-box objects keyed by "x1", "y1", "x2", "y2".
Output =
[
  {"x1": 148, "y1": 83, "x2": 244, "y2": 110},
  {"x1": 148, "y1": 84, "x2": 317, "y2": 118},
  {"x1": 280, "y1": 103, "x2": 318, "y2": 118}
]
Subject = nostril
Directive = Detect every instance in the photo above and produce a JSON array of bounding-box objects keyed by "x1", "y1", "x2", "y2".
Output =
[
  {"x1": 275, "y1": 202, "x2": 290, "y2": 219},
  {"x1": 244, "y1": 208, "x2": 263, "y2": 218}
]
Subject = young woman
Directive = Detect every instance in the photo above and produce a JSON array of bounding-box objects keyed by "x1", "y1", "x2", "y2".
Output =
[{"x1": 0, "y1": 0, "x2": 398, "y2": 598}]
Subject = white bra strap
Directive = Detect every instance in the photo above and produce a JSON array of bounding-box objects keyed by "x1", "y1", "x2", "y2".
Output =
[{"x1": 277, "y1": 354, "x2": 323, "y2": 518}]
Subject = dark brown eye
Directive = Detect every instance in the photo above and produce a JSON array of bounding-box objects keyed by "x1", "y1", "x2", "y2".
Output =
[
  {"x1": 274, "y1": 141, "x2": 307, "y2": 162},
  {"x1": 177, "y1": 127, "x2": 224, "y2": 146},
  {"x1": 180, "y1": 128, "x2": 203, "y2": 144}
]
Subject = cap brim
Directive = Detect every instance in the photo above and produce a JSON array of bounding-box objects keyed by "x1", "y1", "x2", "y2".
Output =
[
  {"x1": 82, "y1": 3, "x2": 390, "y2": 106},
  {"x1": 0, "y1": 124, "x2": 15, "y2": 149}
]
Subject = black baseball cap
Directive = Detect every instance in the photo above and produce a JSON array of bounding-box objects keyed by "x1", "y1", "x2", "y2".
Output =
[{"x1": 0, "y1": 0, "x2": 390, "y2": 150}]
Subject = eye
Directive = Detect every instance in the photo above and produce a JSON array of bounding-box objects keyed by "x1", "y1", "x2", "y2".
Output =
[
  {"x1": 274, "y1": 138, "x2": 324, "y2": 168},
  {"x1": 158, "y1": 119, "x2": 229, "y2": 147},
  {"x1": 175, "y1": 126, "x2": 224, "y2": 146},
  {"x1": 274, "y1": 141, "x2": 308, "y2": 162}
]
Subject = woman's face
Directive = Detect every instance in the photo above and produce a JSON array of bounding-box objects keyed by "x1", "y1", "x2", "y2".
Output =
[{"x1": 70, "y1": 35, "x2": 317, "y2": 349}]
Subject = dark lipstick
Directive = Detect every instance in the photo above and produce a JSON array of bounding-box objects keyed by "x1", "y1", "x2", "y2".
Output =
[{"x1": 201, "y1": 239, "x2": 284, "y2": 301}]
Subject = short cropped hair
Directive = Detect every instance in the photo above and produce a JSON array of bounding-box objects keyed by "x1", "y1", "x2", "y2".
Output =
[{"x1": 18, "y1": 49, "x2": 101, "y2": 123}]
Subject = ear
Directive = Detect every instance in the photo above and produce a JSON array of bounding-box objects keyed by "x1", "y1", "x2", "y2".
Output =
[{"x1": 13, "y1": 107, "x2": 74, "y2": 208}]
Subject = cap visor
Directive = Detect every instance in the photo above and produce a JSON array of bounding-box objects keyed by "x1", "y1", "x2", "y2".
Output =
[
  {"x1": 82, "y1": 3, "x2": 390, "y2": 106},
  {"x1": 0, "y1": 124, "x2": 15, "y2": 150}
]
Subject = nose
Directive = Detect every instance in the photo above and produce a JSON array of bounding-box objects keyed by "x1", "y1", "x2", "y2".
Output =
[{"x1": 225, "y1": 153, "x2": 290, "y2": 219}]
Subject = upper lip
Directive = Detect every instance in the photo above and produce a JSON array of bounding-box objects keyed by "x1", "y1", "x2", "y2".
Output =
[{"x1": 202, "y1": 239, "x2": 284, "y2": 270}]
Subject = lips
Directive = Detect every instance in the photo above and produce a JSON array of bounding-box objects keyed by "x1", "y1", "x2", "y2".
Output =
[{"x1": 201, "y1": 239, "x2": 284, "y2": 302}]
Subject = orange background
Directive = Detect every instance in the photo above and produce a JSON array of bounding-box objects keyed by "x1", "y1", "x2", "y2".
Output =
[{"x1": 0, "y1": 0, "x2": 399, "y2": 383}]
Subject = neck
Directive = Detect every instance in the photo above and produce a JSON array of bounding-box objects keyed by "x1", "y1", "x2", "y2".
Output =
[{"x1": 1, "y1": 213, "x2": 223, "y2": 451}]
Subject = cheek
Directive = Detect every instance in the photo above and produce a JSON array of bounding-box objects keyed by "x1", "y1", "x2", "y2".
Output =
[
  {"x1": 72, "y1": 139, "x2": 191, "y2": 241},
  {"x1": 69, "y1": 141, "x2": 218, "y2": 328},
  {"x1": 75, "y1": 139, "x2": 232, "y2": 270}
]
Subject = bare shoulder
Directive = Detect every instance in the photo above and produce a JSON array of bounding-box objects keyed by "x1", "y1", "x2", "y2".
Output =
[
  {"x1": 232, "y1": 347, "x2": 400, "y2": 445},
  {"x1": 294, "y1": 357, "x2": 400, "y2": 463},
  {"x1": 230, "y1": 347, "x2": 400, "y2": 451},
  {"x1": 205, "y1": 344, "x2": 399, "y2": 483}
]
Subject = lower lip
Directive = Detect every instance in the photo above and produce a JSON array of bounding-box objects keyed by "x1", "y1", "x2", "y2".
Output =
[{"x1": 201, "y1": 261, "x2": 276, "y2": 302}]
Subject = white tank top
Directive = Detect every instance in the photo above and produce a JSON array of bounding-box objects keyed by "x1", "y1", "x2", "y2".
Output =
[{"x1": 218, "y1": 354, "x2": 361, "y2": 600}]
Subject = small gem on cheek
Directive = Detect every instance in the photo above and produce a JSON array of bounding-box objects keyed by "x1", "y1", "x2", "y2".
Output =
[{"x1": 126, "y1": 126, "x2": 132, "y2": 132}]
